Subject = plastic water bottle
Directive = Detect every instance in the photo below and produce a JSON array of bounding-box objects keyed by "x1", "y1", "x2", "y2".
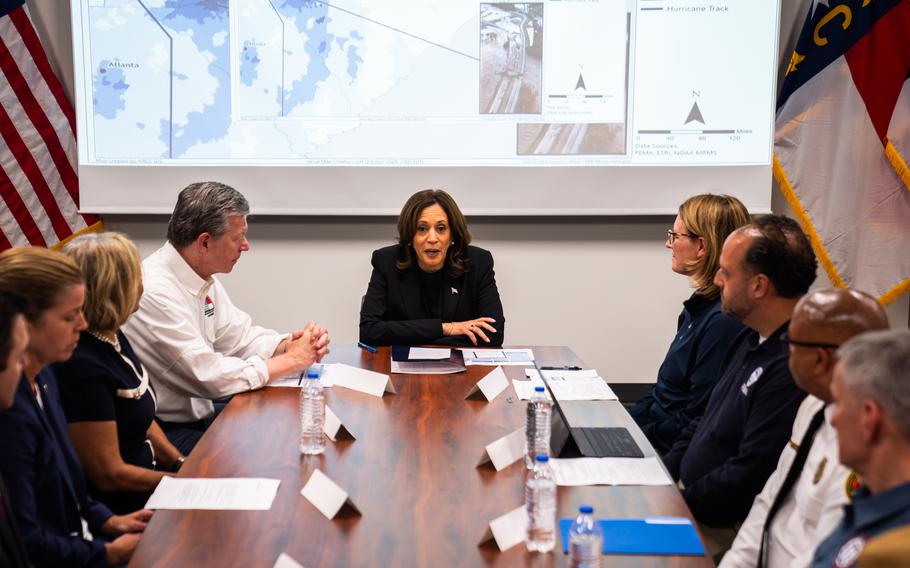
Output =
[
  {"x1": 299, "y1": 371, "x2": 325, "y2": 455},
  {"x1": 525, "y1": 386, "x2": 552, "y2": 468},
  {"x1": 568, "y1": 505, "x2": 603, "y2": 567},
  {"x1": 525, "y1": 454, "x2": 556, "y2": 552}
]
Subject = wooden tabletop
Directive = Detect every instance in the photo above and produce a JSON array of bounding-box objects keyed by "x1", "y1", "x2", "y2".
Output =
[{"x1": 129, "y1": 345, "x2": 711, "y2": 567}]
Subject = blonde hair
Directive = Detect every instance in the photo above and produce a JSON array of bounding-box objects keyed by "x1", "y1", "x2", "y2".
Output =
[
  {"x1": 0, "y1": 247, "x2": 83, "y2": 322},
  {"x1": 63, "y1": 232, "x2": 142, "y2": 332},
  {"x1": 678, "y1": 194, "x2": 750, "y2": 298}
]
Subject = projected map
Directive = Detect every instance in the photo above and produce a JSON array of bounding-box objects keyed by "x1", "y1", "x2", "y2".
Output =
[{"x1": 74, "y1": 0, "x2": 776, "y2": 166}]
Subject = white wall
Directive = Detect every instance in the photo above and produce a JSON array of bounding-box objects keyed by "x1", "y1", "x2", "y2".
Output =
[{"x1": 27, "y1": 1, "x2": 909, "y2": 382}]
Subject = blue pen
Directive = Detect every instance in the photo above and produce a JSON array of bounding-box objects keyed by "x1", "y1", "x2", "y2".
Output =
[{"x1": 357, "y1": 341, "x2": 378, "y2": 353}]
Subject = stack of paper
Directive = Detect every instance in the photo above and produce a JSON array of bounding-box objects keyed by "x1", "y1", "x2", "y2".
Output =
[
  {"x1": 390, "y1": 346, "x2": 466, "y2": 374},
  {"x1": 548, "y1": 457, "x2": 672, "y2": 486},
  {"x1": 517, "y1": 369, "x2": 618, "y2": 401},
  {"x1": 461, "y1": 348, "x2": 535, "y2": 366},
  {"x1": 145, "y1": 477, "x2": 281, "y2": 510}
]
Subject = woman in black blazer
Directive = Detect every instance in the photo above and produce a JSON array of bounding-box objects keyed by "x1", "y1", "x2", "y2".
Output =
[{"x1": 360, "y1": 189, "x2": 505, "y2": 346}]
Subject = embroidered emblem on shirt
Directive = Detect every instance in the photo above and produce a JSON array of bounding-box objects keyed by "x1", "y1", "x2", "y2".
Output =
[
  {"x1": 203, "y1": 295, "x2": 215, "y2": 317},
  {"x1": 451, "y1": 287, "x2": 458, "y2": 295},
  {"x1": 740, "y1": 366, "x2": 764, "y2": 395},
  {"x1": 845, "y1": 471, "x2": 861, "y2": 501},
  {"x1": 813, "y1": 457, "x2": 827, "y2": 485},
  {"x1": 834, "y1": 534, "x2": 867, "y2": 568}
]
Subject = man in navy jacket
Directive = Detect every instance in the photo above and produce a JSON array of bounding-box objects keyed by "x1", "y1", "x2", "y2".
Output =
[{"x1": 663, "y1": 215, "x2": 817, "y2": 552}]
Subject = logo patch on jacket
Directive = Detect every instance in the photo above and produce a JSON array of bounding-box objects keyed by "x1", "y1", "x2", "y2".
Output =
[
  {"x1": 740, "y1": 366, "x2": 764, "y2": 395},
  {"x1": 203, "y1": 295, "x2": 215, "y2": 317}
]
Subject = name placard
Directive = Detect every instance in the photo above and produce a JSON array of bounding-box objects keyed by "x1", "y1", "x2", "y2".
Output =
[
  {"x1": 478, "y1": 505, "x2": 526, "y2": 551},
  {"x1": 323, "y1": 404, "x2": 355, "y2": 442},
  {"x1": 301, "y1": 469, "x2": 361, "y2": 520},
  {"x1": 329, "y1": 363, "x2": 396, "y2": 397},
  {"x1": 477, "y1": 427, "x2": 525, "y2": 471},
  {"x1": 465, "y1": 366, "x2": 509, "y2": 402}
]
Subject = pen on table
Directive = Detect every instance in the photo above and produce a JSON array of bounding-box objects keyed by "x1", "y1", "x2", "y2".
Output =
[
  {"x1": 357, "y1": 341, "x2": 378, "y2": 353},
  {"x1": 297, "y1": 370, "x2": 305, "y2": 386},
  {"x1": 540, "y1": 365, "x2": 582, "y2": 371}
]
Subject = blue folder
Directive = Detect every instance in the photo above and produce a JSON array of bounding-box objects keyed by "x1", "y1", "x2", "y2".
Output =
[{"x1": 558, "y1": 517, "x2": 705, "y2": 556}]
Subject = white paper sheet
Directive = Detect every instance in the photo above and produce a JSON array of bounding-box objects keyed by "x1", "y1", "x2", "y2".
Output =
[
  {"x1": 548, "y1": 457, "x2": 673, "y2": 486},
  {"x1": 462, "y1": 348, "x2": 535, "y2": 366},
  {"x1": 408, "y1": 347, "x2": 451, "y2": 360},
  {"x1": 267, "y1": 364, "x2": 333, "y2": 388},
  {"x1": 511, "y1": 379, "x2": 552, "y2": 401},
  {"x1": 144, "y1": 477, "x2": 281, "y2": 510},
  {"x1": 522, "y1": 369, "x2": 618, "y2": 401}
]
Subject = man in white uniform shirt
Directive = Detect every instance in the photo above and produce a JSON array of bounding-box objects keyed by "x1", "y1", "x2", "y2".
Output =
[
  {"x1": 125, "y1": 182, "x2": 330, "y2": 454},
  {"x1": 720, "y1": 288, "x2": 887, "y2": 567}
]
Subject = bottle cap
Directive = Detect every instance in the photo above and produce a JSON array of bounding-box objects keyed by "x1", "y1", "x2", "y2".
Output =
[
  {"x1": 535, "y1": 454, "x2": 549, "y2": 462},
  {"x1": 579, "y1": 505, "x2": 593, "y2": 514},
  {"x1": 306, "y1": 371, "x2": 320, "y2": 379},
  {"x1": 534, "y1": 386, "x2": 545, "y2": 392}
]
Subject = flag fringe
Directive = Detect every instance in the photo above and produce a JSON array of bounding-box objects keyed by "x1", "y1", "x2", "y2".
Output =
[
  {"x1": 50, "y1": 220, "x2": 105, "y2": 251},
  {"x1": 884, "y1": 139, "x2": 910, "y2": 193},
  {"x1": 773, "y1": 154, "x2": 909, "y2": 305},
  {"x1": 772, "y1": 154, "x2": 847, "y2": 289},
  {"x1": 878, "y1": 276, "x2": 910, "y2": 306}
]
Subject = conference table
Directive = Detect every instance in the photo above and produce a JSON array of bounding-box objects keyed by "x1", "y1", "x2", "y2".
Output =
[{"x1": 129, "y1": 345, "x2": 711, "y2": 567}]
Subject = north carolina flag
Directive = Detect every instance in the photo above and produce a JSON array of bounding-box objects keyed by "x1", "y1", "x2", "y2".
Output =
[{"x1": 774, "y1": 0, "x2": 910, "y2": 304}]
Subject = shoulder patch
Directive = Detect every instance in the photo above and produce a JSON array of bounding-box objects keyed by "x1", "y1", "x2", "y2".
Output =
[{"x1": 834, "y1": 534, "x2": 867, "y2": 568}]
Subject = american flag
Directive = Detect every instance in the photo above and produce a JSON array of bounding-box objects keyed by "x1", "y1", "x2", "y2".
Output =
[{"x1": 0, "y1": 0, "x2": 100, "y2": 250}]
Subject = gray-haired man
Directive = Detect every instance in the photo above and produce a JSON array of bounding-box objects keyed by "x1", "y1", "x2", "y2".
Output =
[
  {"x1": 125, "y1": 182, "x2": 330, "y2": 454},
  {"x1": 811, "y1": 329, "x2": 910, "y2": 567}
]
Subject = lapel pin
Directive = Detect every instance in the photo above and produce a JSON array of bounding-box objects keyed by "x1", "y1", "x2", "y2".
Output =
[{"x1": 451, "y1": 287, "x2": 459, "y2": 295}]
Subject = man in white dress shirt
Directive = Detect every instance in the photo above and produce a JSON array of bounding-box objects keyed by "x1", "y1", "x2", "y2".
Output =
[
  {"x1": 720, "y1": 288, "x2": 887, "y2": 567},
  {"x1": 124, "y1": 182, "x2": 330, "y2": 454}
]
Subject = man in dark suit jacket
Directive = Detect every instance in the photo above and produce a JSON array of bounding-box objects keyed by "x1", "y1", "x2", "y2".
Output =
[
  {"x1": 360, "y1": 244, "x2": 505, "y2": 346},
  {"x1": 0, "y1": 291, "x2": 31, "y2": 567}
]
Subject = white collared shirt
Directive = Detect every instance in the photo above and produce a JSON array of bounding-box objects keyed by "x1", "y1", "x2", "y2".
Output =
[
  {"x1": 720, "y1": 395, "x2": 852, "y2": 568},
  {"x1": 123, "y1": 242, "x2": 285, "y2": 422}
]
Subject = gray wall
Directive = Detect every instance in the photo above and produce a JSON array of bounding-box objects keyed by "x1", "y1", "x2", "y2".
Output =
[{"x1": 27, "y1": 1, "x2": 909, "y2": 382}]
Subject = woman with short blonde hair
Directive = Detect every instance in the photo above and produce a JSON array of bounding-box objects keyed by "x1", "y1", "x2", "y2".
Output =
[
  {"x1": 630, "y1": 194, "x2": 751, "y2": 453},
  {"x1": 54, "y1": 232, "x2": 184, "y2": 514}
]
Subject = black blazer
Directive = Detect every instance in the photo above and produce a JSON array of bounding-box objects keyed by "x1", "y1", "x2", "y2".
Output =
[
  {"x1": 359, "y1": 245, "x2": 505, "y2": 346},
  {"x1": 0, "y1": 370, "x2": 112, "y2": 568}
]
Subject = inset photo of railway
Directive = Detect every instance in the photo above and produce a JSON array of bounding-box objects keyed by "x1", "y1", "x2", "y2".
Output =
[
  {"x1": 479, "y1": 3, "x2": 543, "y2": 115},
  {"x1": 517, "y1": 123, "x2": 626, "y2": 155}
]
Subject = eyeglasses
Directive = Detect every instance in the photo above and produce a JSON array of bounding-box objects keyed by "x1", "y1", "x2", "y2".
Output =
[
  {"x1": 780, "y1": 332, "x2": 841, "y2": 350},
  {"x1": 666, "y1": 229, "x2": 700, "y2": 244}
]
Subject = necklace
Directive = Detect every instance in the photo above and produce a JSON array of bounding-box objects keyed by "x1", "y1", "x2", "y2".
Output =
[{"x1": 88, "y1": 330, "x2": 121, "y2": 353}]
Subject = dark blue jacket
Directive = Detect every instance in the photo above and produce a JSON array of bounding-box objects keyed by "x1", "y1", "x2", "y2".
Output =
[
  {"x1": 631, "y1": 293, "x2": 744, "y2": 453},
  {"x1": 0, "y1": 369, "x2": 112, "y2": 567},
  {"x1": 812, "y1": 482, "x2": 910, "y2": 568},
  {"x1": 663, "y1": 322, "x2": 805, "y2": 527}
]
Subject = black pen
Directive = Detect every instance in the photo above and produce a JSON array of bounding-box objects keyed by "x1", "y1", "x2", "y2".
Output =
[
  {"x1": 540, "y1": 365, "x2": 582, "y2": 371},
  {"x1": 357, "y1": 341, "x2": 378, "y2": 353},
  {"x1": 296, "y1": 370, "x2": 305, "y2": 386}
]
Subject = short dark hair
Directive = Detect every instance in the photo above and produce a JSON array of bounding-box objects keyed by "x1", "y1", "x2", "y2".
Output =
[
  {"x1": 167, "y1": 182, "x2": 250, "y2": 249},
  {"x1": 0, "y1": 290, "x2": 27, "y2": 373},
  {"x1": 396, "y1": 189, "x2": 472, "y2": 277},
  {"x1": 742, "y1": 215, "x2": 817, "y2": 298}
]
